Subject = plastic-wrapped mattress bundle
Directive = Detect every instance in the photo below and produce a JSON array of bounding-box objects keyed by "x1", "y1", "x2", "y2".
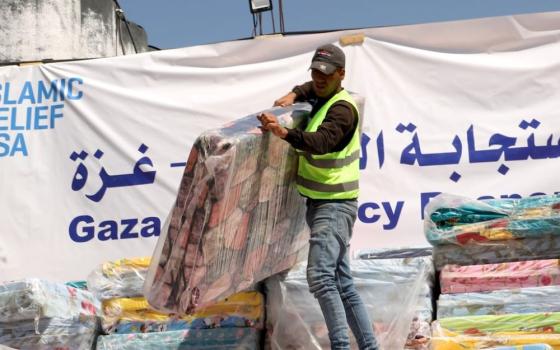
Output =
[
  {"x1": 96, "y1": 328, "x2": 261, "y2": 350},
  {"x1": 486, "y1": 346, "x2": 553, "y2": 350},
  {"x1": 440, "y1": 259, "x2": 560, "y2": 294},
  {"x1": 87, "y1": 257, "x2": 150, "y2": 300},
  {"x1": 431, "y1": 315, "x2": 560, "y2": 349},
  {"x1": 432, "y1": 235, "x2": 560, "y2": 271},
  {"x1": 425, "y1": 193, "x2": 560, "y2": 270},
  {"x1": 356, "y1": 248, "x2": 434, "y2": 349},
  {"x1": 0, "y1": 278, "x2": 101, "y2": 349},
  {"x1": 89, "y1": 257, "x2": 264, "y2": 350},
  {"x1": 264, "y1": 258, "x2": 431, "y2": 350},
  {"x1": 101, "y1": 291, "x2": 264, "y2": 334},
  {"x1": 436, "y1": 258, "x2": 560, "y2": 346},
  {"x1": 145, "y1": 97, "x2": 363, "y2": 315},
  {"x1": 437, "y1": 285, "x2": 560, "y2": 318}
]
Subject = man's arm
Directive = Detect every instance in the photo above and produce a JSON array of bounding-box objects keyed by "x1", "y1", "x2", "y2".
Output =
[
  {"x1": 285, "y1": 102, "x2": 357, "y2": 154},
  {"x1": 257, "y1": 113, "x2": 288, "y2": 139},
  {"x1": 258, "y1": 102, "x2": 357, "y2": 154}
]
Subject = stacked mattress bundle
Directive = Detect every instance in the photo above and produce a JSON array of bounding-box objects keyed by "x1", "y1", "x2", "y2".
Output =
[
  {"x1": 264, "y1": 256, "x2": 433, "y2": 350},
  {"x1": 356, "y1": 248, "x2": 435, "y2": 349},
  {"x1": 91, "y1": 257, "x2": 264, "y2": 350},
  {"x1": 88, "y1": 256, "x2": 151, "y2": 334},
  {"x1": 432, "y1": 260, "x2": 560, "y2": 348},
  {"x1": 0, "y1": 278, "x2": 101, "y2": 349},
  {"x1": 144, "y1": 96, "x2": 364, "y2": 316},
  {"x1": 426, "y1": 193, "x2": 560, "y2": 348},
  {"x1": 144, "y1": 104, "x2": 312, "y2": 316},
  {"x1": 425, "y1": 193, "x2": 560, "y2": 270},
  {"x1": 88, "y1": 256, "x2": 151, "y2": 301}
]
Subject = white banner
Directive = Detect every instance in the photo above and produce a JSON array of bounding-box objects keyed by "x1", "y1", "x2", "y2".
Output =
[{"x1": 2, "y1": 11, "x2": 560, "y2": 281}]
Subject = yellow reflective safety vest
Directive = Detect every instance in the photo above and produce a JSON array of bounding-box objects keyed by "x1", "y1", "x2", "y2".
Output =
[{"x1": 296, "y1": 89, "x2": 360, "y2": 200}]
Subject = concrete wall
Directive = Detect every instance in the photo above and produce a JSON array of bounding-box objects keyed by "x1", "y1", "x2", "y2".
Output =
[{"x1": 0, "y1": 0, "x2": 149, "y2": 64}]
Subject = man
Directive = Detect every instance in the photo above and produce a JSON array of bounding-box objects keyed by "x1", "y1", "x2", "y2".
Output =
[{"x1": 257, "y1": 44, "x2": 379, "y2": 350}]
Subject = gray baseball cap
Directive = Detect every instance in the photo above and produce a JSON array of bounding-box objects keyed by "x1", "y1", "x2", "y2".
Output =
[{"x1": 309, "y1": 44, "x2": 345, "y2": 75}]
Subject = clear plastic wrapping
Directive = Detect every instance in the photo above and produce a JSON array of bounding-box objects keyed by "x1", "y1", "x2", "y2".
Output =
[
  {"x1": 0, "y1": 317, "x2": 98, "y2": 350},
  {"x1": 0, "y1": 278, "x2": 101, "y2": 322},
  {"x1": 96, "y1": 328, "x2": 261, "y2": 349},
  {"x1": 264, "y1": 258, "x2": 431, "y2": 349},
  {"x1": 425, "y1": 193, "x2": 560, "y2": 246},
  {"x1": 102, "y1": 291, "x2": 264, "y2": 334},
  {"x1": 87, "y1": 257, "x2": 151, "y2": 300},
  {"x1": 356, "y1": 250, "x2": 435, "y2": 349},
  {"x1": 0, "y1": 279, "x2": 100, "y2": 349},
  {"x1": 144, "y1": 104, "x2": 315, "y2": 315},
  {"x1": 440, "y1": 259, "x2": 560, "y2": 294},
  {"x1": 438, "y1": 285, "x2": 560, "y2": 318}
]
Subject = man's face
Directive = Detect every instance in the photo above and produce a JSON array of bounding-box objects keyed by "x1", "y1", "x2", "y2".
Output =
[{"x1": 311, "y1": 68, "x2": 345, "y2": 98}]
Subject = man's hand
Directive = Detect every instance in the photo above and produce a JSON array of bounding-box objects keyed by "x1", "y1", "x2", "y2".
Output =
[
  {"x1": 257, "y1": 112, "x2": 288, "y2": 139},
  {"x1": 273, "y1": 92, "x2": 297, "y2": 107}
]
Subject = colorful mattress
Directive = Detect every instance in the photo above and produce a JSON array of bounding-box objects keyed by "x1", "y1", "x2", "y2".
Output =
[
  {"x1": 145, "y1": 99, "x2": 363, "y2": 314},
  {"x1": 264, "y1": 258, "x2": 432, "y2": 350},
  {"x1": 88, "y1": 257, "x2": 150, "y2": 300},
  {"x1": 0, "y1": 278, "x2": 101, "y2": 322},
  {"x1": 487, "y1": 346, "x2": 553, "y2": 350},
  {"x1": 433, "y1": 235, "x2": 560, "y2": 270},
  {"x1": 96, "y1": 327, "x2": 260, "y2": 349},
  {"x1": 432, "y1": 321, "x2": 560, "y2": 349},
  {"x1": 102, "y1": 291, "x2": 263, "y2": 333},
  {"x1": 440, "y1": 259, "x2": 560, "y2": 294},
  {"x1": 0, "y1": 316, "x2": 98, "y2": 350},
  {"x1": 438, "y1": 285, "x2": 560, "y2": 318},
  {"x1": 438, "y1": 312, "x2": 560, "y2": 335},
  {"x1": 425, "y1": 193, "x2": 560, "y2": 246}
]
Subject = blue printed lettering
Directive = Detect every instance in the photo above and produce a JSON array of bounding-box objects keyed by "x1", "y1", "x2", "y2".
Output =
[
  {"x1": 67, "y1": 78, "x2": 83, "y2": 100},
  {"x1": 69, "y1": 215, "x2": 160, "y2": 243},
  {"x1": 34, "y1": 106, "x2": 49, "y2": 129},
  {"x1": 141, "y1": 217, "x2": 161, "y2": 237},
  {"x1": 359, "y1": 132, "x2": 370, "y2": 170},
  {"x1": 18, "y1": 81, "x2": 36, "y2": 104},
  {"x1": 383, "y1": 201, "x2": 404, "y2": 230},
  {"x1": 49, "y1": 104, "x2": 64, "y2": 128},
  {"x1": 98, "y1": 220, "x2": 119, "y2": 241},
  {"x1": 0, "y1": 133, "x2": 27, "y2": 157},
  {"x1": 37, "y1": 80, "x2": 59, "y2": 103},
  {"x1": 0, "y1": 133, "x2": 10, "y2": 156},
  {"x1": 531, "y1": 192, "x2": 547, "y2": 197},
  {"x1": 10, "y1": 133, "x2": 27, "y2": 156},
  {"x1": 500, "y1": 193, "x2": 522, "y2": 199},
  {"x1": 358, "y1": 202, "x2": 381, "y2": 224},
  {"x1": 69, "y1": 215, "x2": 95, "y2": 243},
  {"x1": 0, "y1": 107, "x2": 8, "y2": 130},
  {"x1": 10, "y1": 107, "x2": 24, "y2": 131},
  {"x1": 1, "y1": 83, "x2": 17, "y2": 105},
  {"x1": 358, "y1": 201, "x2": 404, "y2": 229},
  {"x1": 120, "y1": 219, "x2": 139, "y2": 239}
]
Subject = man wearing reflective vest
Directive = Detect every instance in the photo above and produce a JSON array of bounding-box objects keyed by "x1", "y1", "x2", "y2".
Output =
[{"x1": 258, "y1": 44, "x2": 379, "y2": 350}]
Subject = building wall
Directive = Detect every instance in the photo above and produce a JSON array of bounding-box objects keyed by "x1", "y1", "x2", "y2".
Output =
[{"x1": 0, "y1": 0, "x2": 149, "y2": 64}]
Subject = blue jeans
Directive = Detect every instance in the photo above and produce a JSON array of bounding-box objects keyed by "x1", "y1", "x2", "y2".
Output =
[{"x1": 305, "y1": 199, "x2": 379, "y2": 350}]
